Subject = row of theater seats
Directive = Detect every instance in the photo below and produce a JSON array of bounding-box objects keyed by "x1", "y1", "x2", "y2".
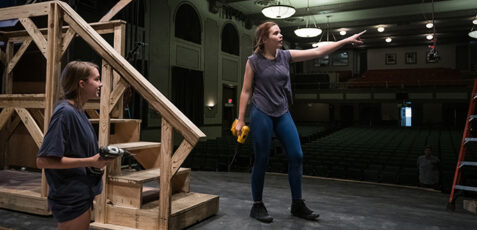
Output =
[
  {"x1": 348, "y1": 68, "x2": 468, "y2": 88},
  {"x1": 183, "y1": 125, "x2": 476, "y2": 192},
  {"x1": 182, "y1": 125, "x2": 331, "y2": 172}
]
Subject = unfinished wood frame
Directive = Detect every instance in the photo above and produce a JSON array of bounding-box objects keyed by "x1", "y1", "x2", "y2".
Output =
[{"x1": 0, "y1": 1, "x2": 206, "y2": 228}]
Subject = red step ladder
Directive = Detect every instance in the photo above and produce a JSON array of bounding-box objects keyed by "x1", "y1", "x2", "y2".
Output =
[{"x1": 447, "y1": 79, "x2": 477, "y2": 210}]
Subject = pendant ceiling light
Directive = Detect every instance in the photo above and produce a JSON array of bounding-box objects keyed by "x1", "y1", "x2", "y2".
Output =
[
  {"x1": 294, "y1": 0, "x2": 321, "y2": 38},
  {"x1": 312, "y1": 16, "x2": 336, "y2": 47},
  {"x1": 261, "y1": 0, "x2": 296, "y2": 19},
  {"x1": 470, "y1": 13, "x2": 477, "y2": 39}
]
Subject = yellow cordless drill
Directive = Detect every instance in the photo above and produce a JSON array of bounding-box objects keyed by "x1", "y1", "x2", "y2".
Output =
[
  {"x1": 230, "y1": 119, "x2": 250, "y2": 144},
  {"x1": 228, "y1": 119, "x2": 249, "y2": 171}
]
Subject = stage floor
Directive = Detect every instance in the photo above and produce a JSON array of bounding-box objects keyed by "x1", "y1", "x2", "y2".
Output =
[{"x1": 1, "y1": 171, "x2": 476, "y2": 229}]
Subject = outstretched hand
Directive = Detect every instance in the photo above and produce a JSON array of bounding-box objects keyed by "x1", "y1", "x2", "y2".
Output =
[{"x1": 346, "y1": 30, "x2": 366, "y2": 45}]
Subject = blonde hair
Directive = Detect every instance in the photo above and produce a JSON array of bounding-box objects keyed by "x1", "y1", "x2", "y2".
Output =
[
  {"x1": 253, "y1": 21, "x2": 277, "y2": 54},
  {"x1": 61, "y1": 61, "x2": 98, "y2": 109}
]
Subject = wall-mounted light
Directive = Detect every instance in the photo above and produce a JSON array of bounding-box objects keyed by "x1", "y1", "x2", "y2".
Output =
[
  {"x1": 339, "y1": 30, "x2": 347, "y2": 36},
  {"x1": 426, "y1": 22, "x2": 434, "y2": 29},
  {"x1": 385, "y1": 37, "x2": 392, "y2": 43},
  {"x1": 426, "y1": 34, "x2": 434, "y2": 40},
  {"x1": 377, "y1": 26, "x2": 385, "y2": 32},
  {"x1": 206, "y1": 102, "x2": 215, "y2": 111}
]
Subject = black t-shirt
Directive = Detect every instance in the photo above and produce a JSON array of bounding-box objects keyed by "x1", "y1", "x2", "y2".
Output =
[{"x1": 38, "y1": 100, "x2": 102, "y2": 203}]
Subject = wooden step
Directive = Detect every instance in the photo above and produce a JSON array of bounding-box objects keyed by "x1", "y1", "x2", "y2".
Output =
[
  {"x1": 89, "y1": 119, "x2": 141, "y2": 144},
  {"x1": 89, "y1": 118, "x2": 142, "y2": 124},
  {"x1": 112, "y1": 142, "x2": 161, "y2": 169},
  {"x1": 107, "y1": 168, "x2": 190, "y2": 209},
  {"x1": 109, "y1": 167, "x2": 188, "y2": 185},
  {"x1": 93, "y1": 192, "x2": 219, "y2": 230},
  {"x1": 91, "y1": 222, "x2": 140, "y2": 230}
]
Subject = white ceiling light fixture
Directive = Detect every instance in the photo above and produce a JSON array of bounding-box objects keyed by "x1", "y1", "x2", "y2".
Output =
[
  {"x1": 294, "y1": 0, "x2": 321, "y2": 38},
  {"x1": 385, "y1": 37, "x2": 392, "y2": 43},
  {"x1": 312, "y1": 15, "x2": 337, "y2": 47},
  {"x1": 261, "y1": 0, "x2": 296, "y2": 19},
  {"x1": 295, "y1": 26, "x2": 322, "y2": 38},
  {"x1": 426, "y1": 34, "x2": 434, "y2": 40},
  {"x1": 471, "y1": 12, "x2": 477, "y2": 39},
  {"x1": 377, "y1": 26, "x2": 385, "y2": 32},
  {"x1": 426, "y1": 22, "x2": 434, "y2": 29},
  {"x1": 339, "y1": 30, "x2": 347, "y2": 36}
]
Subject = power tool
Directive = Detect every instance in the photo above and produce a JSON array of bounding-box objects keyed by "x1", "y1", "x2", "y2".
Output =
[
  {"x1": 87, "y1": 146, "x2": 133, "y2": 176},
  {"x1": 99, "y1": 146, "x2": 132, "y2": 159},
  {"x1": 228, "y1": 119, "x2": 250, "y2": 171},
  {"x1": 230, "y1": 119, "x2": 249, "y2": 144}
]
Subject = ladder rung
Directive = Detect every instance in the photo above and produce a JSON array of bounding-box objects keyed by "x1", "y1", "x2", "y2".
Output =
[
  {"x1": 455, "y1": 185, "x2": 477, "y2": 192},
  {"x1": 459, "y1": 161, "x2": 477, "y2": 168},
  {"x1": 464, "y1": 138, "x2": 477, "y2": 144},
  {"x1": 470, "y1": 115, "x2": 477, "y2": 122}
]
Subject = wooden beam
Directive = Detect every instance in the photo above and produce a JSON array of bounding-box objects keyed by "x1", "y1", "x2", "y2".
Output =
[
  {"x1": 0, "y1": 48, "x2": 6, "y2": 65},
  {"x1": 94, "y1": 61, "x2": 112, "y2": 224},
  {"x1": 19, "y1": 18, "x2": 48, "y2": 58},
  {"x1": 100, "y1": 0, "x2": 132, "y2": 22},
  {"x1": 0, "y1": 2, "x2": 50, "y2": 21},
  {"x1": 2, "y1": 20, "x2": 126, "y2": 41},
  {"x1": 110, "y1": 23, "x2": 126, "y2": 118},
  {"x1": 7, "y1": 39, "x2": 32, "y2": 74},
  {"x1": 0, "y1": 94, "x2": 45, "y2": 108},
  {"x1": 170, "y1": 139, "x2": 195, "y2": 179},
  {"x1": 159, "y1": 118, "x2": 173, "y2": 230},
  {"x1": 42, "y1": 2, "x2": 63, "y2": 197},
  {"x1": 60, "y1": 28, "x2": 75, "y2": 58},
  {"x1": 2, "y1": 42, "x2": 14, "y2": 93},
  {"x1": 86, "y1": 109, "x2": 99, "y2": 119},
  {"x1": 15, "y1": 108, "x2": 44, "y2": 148},
  {"x1": 109, "y1": 78, "x2": 127, "y2": 114},
  {"x1": 0, "y1": 108, "x2": 15, "y2": 131},
  {"x1": 29, "y1": 109, "x2": 45, "y2": 128},
  {"x1": 59, "y1": 2, "x2": 205, "y2": 144}
]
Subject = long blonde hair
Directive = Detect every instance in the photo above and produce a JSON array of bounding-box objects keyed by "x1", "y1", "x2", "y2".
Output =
[
  {"x1": 61, "y1": 61, "x2": 98, "y2": 109},
  {"x1": 253, "y1": 21, "x2": 277, "y2": 54}
]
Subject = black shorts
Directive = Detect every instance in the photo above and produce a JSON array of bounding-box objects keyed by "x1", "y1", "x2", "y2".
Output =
[{"x1": 48, "y1": 197, "x2": 93, "y2": 223}]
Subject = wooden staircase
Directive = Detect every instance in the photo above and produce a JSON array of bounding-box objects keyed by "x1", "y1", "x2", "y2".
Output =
[
  {"x1": 0, "y1": 1, "x2": 217, "y2": 229},
  {"x1": 89, "y1": 119, "x2": 218, "y2": 229}
]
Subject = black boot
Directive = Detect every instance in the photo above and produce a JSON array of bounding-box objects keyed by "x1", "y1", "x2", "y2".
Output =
[
  {"x1": 291, "y1": 199, "x2": 319, "y2": 220},
  {"x1": 250, "y1": 202, "x2": 273, "y2": 223}
]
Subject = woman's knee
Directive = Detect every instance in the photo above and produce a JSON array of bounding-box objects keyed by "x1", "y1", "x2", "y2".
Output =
[{"x1": 288, "y1": 150, "x2": 303, "y2": 164}]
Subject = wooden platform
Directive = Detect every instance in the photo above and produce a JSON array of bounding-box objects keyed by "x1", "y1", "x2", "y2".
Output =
[
  {"x1": 0, "y1": 170, "x2": 49, "y2": 215},
  {"x1": 91, "y1": 192, "x2": 219, "y2": 230}
]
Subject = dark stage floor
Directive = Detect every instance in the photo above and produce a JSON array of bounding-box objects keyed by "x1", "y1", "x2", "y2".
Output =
[{"x1": 1, "y1": 171, "x2": 476, "y2": 229}]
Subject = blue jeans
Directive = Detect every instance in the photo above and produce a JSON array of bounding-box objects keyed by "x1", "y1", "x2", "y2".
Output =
[{"x1": 250, "y1": 105, "x2": 303, "y2": 201}]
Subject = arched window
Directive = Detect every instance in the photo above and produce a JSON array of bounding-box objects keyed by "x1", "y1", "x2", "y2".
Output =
[
  {"x1": 175, "y1": 4, "x2": 201, "y2": 44},
  {"x1": 221, "y1": 23, "x2": 239, "y2": 55}
]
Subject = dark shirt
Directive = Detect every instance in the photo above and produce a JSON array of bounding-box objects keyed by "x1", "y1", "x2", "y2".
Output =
[
  {"x1": 248, "y1": 49, "x2": 292, "y2": 117},
  {"x1": 38, "y1": 100, "x2": 102, "y2": 204},
  {"x1": 417, "y1": 155, "x2": 440, "y2": 185}
]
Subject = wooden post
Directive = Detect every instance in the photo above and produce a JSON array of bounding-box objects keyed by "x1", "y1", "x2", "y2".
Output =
[
  {"x1": 111, "y1": 24, "x2": 126, "y2": 118},
  {"x1": 159, "y1": 118, "x2": 173, "y2": 230},
  {"x1": 42, "y1": 1, "x2": 63, "y2": 198},
  {"x1": 94, "y1": 60, "x2": 112, "y2": 223},
  {"x1": 2, "y1": 41, "x2": 13, "y2": 93}
]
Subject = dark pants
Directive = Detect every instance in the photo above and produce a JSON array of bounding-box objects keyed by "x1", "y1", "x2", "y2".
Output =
[{"x1": 250, "y1": 105, "x2": 303, "y2": 201}]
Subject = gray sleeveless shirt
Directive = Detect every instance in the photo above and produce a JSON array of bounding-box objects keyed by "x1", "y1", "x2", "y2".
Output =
[{"x1": 248, "y1": 49, "x2": 292, "y2": 117}]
